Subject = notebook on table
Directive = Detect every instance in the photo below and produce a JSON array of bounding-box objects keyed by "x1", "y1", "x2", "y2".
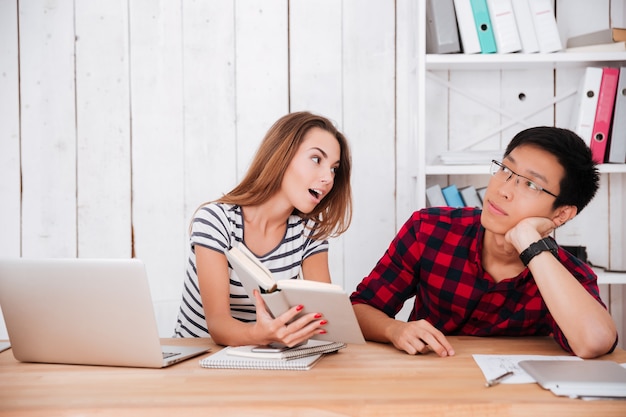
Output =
[
  {"x1": 519, "y1": 359, "x2": 626, "y2": 399},
  {"x1": 200, "y1": 346, "x2": 326, "y2": 371},
  {"x1": 0, "y1": 258, "x2": 210, "y2": 368}
]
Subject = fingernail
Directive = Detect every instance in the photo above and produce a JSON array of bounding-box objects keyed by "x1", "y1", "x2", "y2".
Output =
[
  {"x1": 314, "y1": 313, "x2": 322, "y2": 319},
  {"x1": 319, "y1": 330, "x2": 327, "y2": 334},
  {"x1": 319, "y1": 320, "x2": 328, "y2": 325},
  {"x1": 296, "y1": 305, "x2": 304, "y2": 311}
]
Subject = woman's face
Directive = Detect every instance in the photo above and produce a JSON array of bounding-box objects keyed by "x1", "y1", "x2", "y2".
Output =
[{"x1": 281, "y1": 127, "x2": 341, "y2": 214}]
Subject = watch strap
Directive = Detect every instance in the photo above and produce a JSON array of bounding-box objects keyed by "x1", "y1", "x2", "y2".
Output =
[{"x1": 519, "y1": 237, "x2": 558, "y2": 266}]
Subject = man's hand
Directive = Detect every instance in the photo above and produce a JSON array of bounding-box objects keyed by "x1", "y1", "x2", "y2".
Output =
[
  {"x1": 505, "y1": 217, "x2": 556, "y2": 253},
  {"x1": 387, "y1": 319, "x2": 455, "y2": 357}
]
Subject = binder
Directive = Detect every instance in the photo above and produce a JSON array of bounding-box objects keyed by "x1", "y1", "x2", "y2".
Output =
[
  {"x1": 528, "y1": 0, "x2": 562, "y2": 53},
  {"x1": 442, "y1": 184, "x2": 465, "y2": 208},
  {"x1": 460, "y1": 185, "x2": 483, "y2": 208},
  {"x1": 590, "y1": 67, "x2": 620, "y2": 164},
  {"x1": 570, "y1": 67, "x2": 603, "y2": 147},
  {"x1": 476, "y1": 186, "x2": 487, "y2": 203},
  {"x1": 426, "y1": 184, "x2": 447, "y2": 207},
  {"x1": 426, "y1": 0, "x2": 461, "y2": 54},
  {"x1": 511, "y1": 0, "x2": 539, "y2": 53},
  {"x1": 469, "y1": 0, "x2": 497, "y2": 53},
  {"x1": 486, "y1": 0, "x2": 522, "y2": 54},
  {"x1": 607, "y1": 67, "x2": 626, "y2": 163},
  {"x1": 453, "y1": 0, "x2": 481, "y2": 54}
]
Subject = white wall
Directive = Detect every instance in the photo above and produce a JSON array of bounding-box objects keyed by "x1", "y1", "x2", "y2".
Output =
[
  {"x1": 0, "y1": 0, "x2": 400, "y2": 337},
  {"x1": 0, "y1": 0, "x2": 623, "y2": 341}
]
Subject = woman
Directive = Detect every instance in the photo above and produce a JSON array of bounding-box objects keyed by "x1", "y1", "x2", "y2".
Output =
[{"x1": 174, "y1": 111, "x2": 352, "y2": 347}]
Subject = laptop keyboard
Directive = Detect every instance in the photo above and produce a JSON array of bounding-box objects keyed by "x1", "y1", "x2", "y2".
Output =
[{"x1": 163, "y1": 351, "x2": 181, "y2": 359}]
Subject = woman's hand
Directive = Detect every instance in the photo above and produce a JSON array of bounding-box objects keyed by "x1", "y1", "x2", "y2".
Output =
[{"x1": 251, "y1": 290, "x2": 328, "y2": 347}]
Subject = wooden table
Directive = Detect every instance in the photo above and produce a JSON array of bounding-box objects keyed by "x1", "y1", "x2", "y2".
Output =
[{"x1": 1, "y1": 336, "x2": 625, "y2": 416}]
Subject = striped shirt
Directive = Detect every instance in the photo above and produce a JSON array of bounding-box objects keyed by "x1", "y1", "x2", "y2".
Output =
[
  {"x1": 350, "y1": 207, "x2": 607, "y2": 353},
  {"x1": 174, "y1": 203, "x2": 328, "y2": 338}
]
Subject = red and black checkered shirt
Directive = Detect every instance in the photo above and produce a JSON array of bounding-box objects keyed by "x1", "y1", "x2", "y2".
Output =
[{"x1": 350, "y1": 207, "x2": 607, "y2": 353}]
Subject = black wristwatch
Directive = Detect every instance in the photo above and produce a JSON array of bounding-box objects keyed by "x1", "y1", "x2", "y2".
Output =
[{"x1": 519, "y1": 237, "x2": 559, "y2": 266}]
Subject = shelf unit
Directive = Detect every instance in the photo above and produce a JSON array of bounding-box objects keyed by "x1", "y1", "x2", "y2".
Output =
[{"x1": 413, "y1": 1, "x2": 625, "y2": 279}]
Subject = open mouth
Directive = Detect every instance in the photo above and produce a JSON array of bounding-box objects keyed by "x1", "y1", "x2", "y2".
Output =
[{"x1": 309, "y1": 189, "x2": 322, "y2": 200}]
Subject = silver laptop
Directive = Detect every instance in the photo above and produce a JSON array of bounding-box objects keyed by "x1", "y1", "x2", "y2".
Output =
[
  {"x1": 0, "y1": 258, "x2": 210, "y2": 368},
  {"x1": 519, "y1": 359, "x2": 626, "y2": 398}
]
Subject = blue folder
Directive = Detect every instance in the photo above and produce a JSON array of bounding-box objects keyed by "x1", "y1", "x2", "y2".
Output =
[{"x1": 469, "y1": 0, "x2": 497, "y2": 53}]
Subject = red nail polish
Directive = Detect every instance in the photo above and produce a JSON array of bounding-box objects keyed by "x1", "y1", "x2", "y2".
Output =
[
  {"x1": 314, "y1": 313, "x2": 322, "y2": 319},
  {"x1": 319, "y1": 330, "x2": 327, "y2": 334},
  {"x1": 296, "y1": 305, "x2": 304, "y2": 311},
  {"x1": 319, "y1": 320, "x2": 328, "y2": 325}
]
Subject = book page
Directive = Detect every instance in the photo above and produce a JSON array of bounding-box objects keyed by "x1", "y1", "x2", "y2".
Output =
[{"x1": 277, "y1": 279, "x2": 344, "y2": 292}]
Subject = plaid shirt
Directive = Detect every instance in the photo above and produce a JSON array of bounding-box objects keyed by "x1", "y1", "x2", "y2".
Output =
[{"x1": 350, "y1": 207, "x2": 607, "y2": 353}]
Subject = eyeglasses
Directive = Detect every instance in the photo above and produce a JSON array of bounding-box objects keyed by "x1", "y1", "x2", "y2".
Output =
[{"x1": 490, "y1": 160, "x2": 558, "y2": 198}]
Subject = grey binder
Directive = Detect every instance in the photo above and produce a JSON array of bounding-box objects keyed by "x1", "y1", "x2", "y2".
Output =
[{"x1": 426, "y1": 0, "x2": 461, "y2": 54}]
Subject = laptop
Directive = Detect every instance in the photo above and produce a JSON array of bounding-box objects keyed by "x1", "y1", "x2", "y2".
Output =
[
  {"x1": 519, "y1": 359, "x2": 626, "y2": 399},
  {"x1": 0, "y1": 258, "x2": 210, "y2": 368}
]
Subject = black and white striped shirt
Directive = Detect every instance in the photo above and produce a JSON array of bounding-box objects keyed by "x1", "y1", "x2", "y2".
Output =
[{"x1": 173, "y1": 203, "x2": 328, "y2": 338}]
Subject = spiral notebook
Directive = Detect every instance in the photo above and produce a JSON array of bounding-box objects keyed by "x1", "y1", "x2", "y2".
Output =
[{"x1": 199, "y1": 344, "x2": 335, "y2": 370}]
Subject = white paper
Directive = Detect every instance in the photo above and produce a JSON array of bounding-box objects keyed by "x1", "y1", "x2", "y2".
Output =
[{"x1": 472, "y1": 354, "x2": 583, "y2": 384}]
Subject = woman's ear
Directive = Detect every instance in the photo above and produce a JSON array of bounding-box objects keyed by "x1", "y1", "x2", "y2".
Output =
[{"x1": 552, "y1": 205, "x2": 578, "y2": 227}]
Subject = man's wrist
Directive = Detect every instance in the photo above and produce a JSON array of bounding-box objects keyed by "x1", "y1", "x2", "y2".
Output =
[{"x1": 519, "y1": 237, "x2": 558, "y2": 266}]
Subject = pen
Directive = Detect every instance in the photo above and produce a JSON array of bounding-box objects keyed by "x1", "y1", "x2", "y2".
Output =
[{"x1": 485, "y1": 371, "x2": 514, "y2": 387}]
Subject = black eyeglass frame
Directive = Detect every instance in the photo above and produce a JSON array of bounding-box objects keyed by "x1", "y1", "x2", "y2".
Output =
[{"x1": 490, "y1": 160, "x2": 558, "y2": 198}]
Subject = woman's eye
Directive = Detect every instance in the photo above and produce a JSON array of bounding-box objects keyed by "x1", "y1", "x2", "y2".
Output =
[
  {"x1": 311, "y1": 156, "x2": 320, "y2": 164},
  {"x1": 330, "y1": 167, "x2": 337, "y2": 175}
]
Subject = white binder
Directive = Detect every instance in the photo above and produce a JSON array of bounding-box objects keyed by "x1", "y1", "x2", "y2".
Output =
[
  {"x1": 486, "y1": 0, "x2": 522, "y2": 53},
  {"x1": 453, "y1": 0, "x2": 481, "y2": 54}
]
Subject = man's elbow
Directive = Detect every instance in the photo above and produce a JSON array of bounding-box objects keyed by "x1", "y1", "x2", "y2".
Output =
[{"x1": 571, "y1": 330, "x2": 618, "y2": 359}]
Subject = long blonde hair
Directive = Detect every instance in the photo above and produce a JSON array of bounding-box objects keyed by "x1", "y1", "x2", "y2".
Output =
[{"x1": 208, "y1": 111, "x2": 352, "y2": 240}]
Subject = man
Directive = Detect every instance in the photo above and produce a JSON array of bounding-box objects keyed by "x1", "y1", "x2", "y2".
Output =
[{"x1": 350, "y1": 127, "x2": 617, "y2": 359}]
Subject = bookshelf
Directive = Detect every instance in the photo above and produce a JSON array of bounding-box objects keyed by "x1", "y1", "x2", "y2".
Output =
[{"x1": 412, "y1": 0, "x2": 626, "y2": 295}]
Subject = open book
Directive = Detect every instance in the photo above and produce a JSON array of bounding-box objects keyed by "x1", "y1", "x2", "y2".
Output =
[{"x1": 226, "y1": 245, "x2": 365, "y2": 344}]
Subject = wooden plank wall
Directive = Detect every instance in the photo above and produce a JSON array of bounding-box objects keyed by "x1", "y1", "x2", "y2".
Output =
[
  {"x1": 0, "y1": 0, "x2": 400, "y2": 337},
  {"x1": 0, "y1": 0, "x2": 623, "y2": 342}
]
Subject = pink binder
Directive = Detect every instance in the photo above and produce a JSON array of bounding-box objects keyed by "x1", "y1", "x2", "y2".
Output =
[{"x1": 590, "y1": 67, "x2": 619, "y2": 164}]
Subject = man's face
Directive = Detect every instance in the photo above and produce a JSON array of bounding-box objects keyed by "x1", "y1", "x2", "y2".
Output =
[{"x1": 480, "y1": 144, "x2": 564, "y2": 235}]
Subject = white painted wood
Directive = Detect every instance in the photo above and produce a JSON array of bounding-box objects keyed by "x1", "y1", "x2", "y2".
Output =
[
  {"x1": 0, "y1": 0, "x2": 19, "y2": 339},
  {"x1": 556, "y1": 177, "x2": 611, "y2": 269},
  {"x1": 128, "y1": 0, "x2": 186, "y2": 336},
  {"x1": 289, "y1": 0, "x2": 346, "y2": 287},
  {"x1": 341, "y1": 0, "x2": 396, "y2": 294},
  {"x1": 234, "y1": 1, "x2": 289, "y2": 179},
  {"x1": 556, "y1": 0, "x2": 610, "y2": 44},
  {"x1": 75, "y1": 0, "x2": 132, "y2": 258},
  {"x1": 395, "y1": 0, "x2": 420, "y2": 321},
  {"x1": 182, "y1": 1, "x2": 237, "y2": 217},
  {"x1": 608, "y1": 174, "x2": 626, "y2": 271},
  {"x1": 0, "y1": 0, "x2": 20, "y2": 259},
  {"x1": 396, "y1": 0, "x2": 420, "y2": 221},
  {"x1": 289, "y1": 0, "x2": 342, "y2": 120},
  {"x1": 19, "y1": 0, "x2": 77, "y2": 258}
]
